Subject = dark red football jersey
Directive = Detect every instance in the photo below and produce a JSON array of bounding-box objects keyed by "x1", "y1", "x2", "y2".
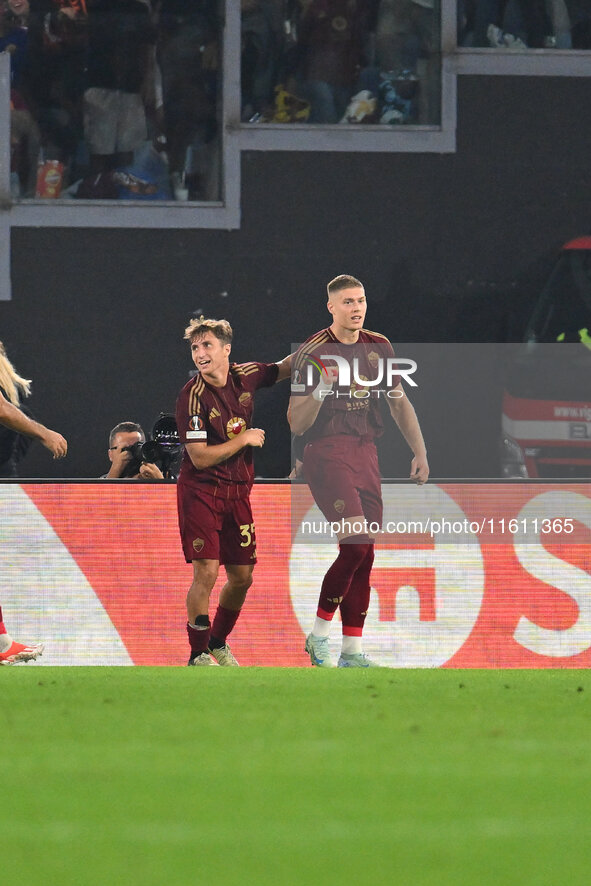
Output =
[
  {"x1": 291, "y1": 327, "x2": 399, "y2": 440},
  {"x1": 176, "y1": 361, "x2": 278, "y2": 491}
]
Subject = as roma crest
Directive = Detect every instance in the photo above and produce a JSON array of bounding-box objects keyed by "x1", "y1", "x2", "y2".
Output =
[{"x1": 227, "y1": 416, "x2": 246, "y2": 438}]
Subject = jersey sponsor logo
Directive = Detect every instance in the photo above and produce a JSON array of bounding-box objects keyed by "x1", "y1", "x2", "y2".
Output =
[
  {"x1": 239, "y1": 392, "x2": 251, "y2": 405},
  {"x1": 344, "y1": 376, "x2": 371, "y2": 411},
  {"x1": 333, "y1": 499, "x2": 345, "y2": 514},
  {"x1": 210, "y1": 407, "x2": 221, "y2": 420},
  {"x1": 192, "y1": 537, "x2": 205, "y2": 553},
  {"x1": 227, "y1": 417, "x2": 246, "y2": 438}
]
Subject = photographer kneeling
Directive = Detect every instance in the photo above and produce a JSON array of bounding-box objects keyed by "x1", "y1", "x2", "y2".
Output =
[{"x1": 103, "y1": 421, "x2": 165, "y2": 480}]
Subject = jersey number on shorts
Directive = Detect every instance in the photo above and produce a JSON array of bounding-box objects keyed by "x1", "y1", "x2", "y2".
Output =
[{"x1": 239, "y1": 523, "x2": 256, "y2": 547}]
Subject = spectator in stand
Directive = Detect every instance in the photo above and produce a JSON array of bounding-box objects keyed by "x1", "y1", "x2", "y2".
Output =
[
  {"x1": 10, "y1": 0, "x2": 87, "y2": 189},
  {"x1": 568, "y1": 0, "x2": 591, "y2": 47},
  {"x1": 295, "y1": 0, "x2": 367, "y2": 123},
  {"x1": 0, "y1": 0, "x2": 41, "y2": 195},
  {"x1": 375, "y1": 0, "x2": 439, "y2": 124},
  {"x1": 84, "y1": 0, "x2": 156, "y2": 176},
  {"x1": 0, "y1": 1, "x2": 28, "y2": 91},
  {"x1": 155, "y1": 0, "x2": 220, "y2": 200},
  {"x1": 471, "y1": 0, "x2": 553, "y2": 48},
  {"x1": 240, "y1": 0, "x2": 283, "y2": 121},
  {"x1": 5, "y1": 0, "x2": 29, "y2": 24}
]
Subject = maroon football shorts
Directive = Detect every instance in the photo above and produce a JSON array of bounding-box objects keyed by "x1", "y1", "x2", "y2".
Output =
[
  {"x1": 303, "y1": 435, "x2": 383, "y2": 528},
  {"x1": 177, "y1": 483, "x2": 257, "y2": 565}
]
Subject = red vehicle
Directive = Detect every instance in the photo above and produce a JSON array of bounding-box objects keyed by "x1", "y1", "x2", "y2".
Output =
[{"x1": 501, "y1": 237, "x2": 591, "y2": 478}]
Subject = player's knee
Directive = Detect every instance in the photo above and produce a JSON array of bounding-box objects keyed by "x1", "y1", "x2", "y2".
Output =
[
  {"x1": 226, "y1": 568, "x2": 254, "y2": 594},
  {"x1": 192, "y1": 560, "x2": 219, "y2": 590},
  {"x1": 338, "y1": 538, "x2": 372, "y2": 569},
  {"x1": 233, "y1": 573, "x2": 253, "y2": 593}
]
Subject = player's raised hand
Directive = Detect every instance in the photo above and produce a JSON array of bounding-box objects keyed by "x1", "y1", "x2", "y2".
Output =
[
  {"x1": 311, "y1": 364, "x2": 339, "y2": 402},
  {"x1": 322, "y1": 365, "x2": 340, "y2": 385},
  {"x1": 40, "y1": 429, "x2": 68, "y2": 459},
  {"x1": 243, "y1": 428, "x2": 265, "y2": 448}
]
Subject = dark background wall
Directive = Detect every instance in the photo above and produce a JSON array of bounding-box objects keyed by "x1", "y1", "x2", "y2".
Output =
[{"x1": 2, "y1": 75, "x2": 590, "y2": 479}]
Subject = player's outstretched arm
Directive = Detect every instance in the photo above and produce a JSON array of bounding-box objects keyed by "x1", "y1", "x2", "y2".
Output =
[
  {"x1": 186, "y1": 428, "x2": 265, "y2": 470},
  {"x1": 387, "y1": 385, "x2": 429, "y2": 485},
  {"x1": 275, "y1": 353, "x2": 293, "y2": 382},
  {"x1": 0, "y1": 392, "x2": 67, "y2": 459}
]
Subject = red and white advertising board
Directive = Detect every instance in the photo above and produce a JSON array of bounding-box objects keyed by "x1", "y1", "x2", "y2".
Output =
[{"x1": 1, "y1": 482, "x2": 589, "y2": 667}]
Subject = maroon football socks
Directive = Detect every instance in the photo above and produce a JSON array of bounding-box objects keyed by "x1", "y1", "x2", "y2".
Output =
[
  {"x1": 187, "y1": 615, "x2": 210, "y2": 657},
  {"x1": 317, "y1": 541, "x2": 372, "y2": 620},
  {"x1": 210, "y1": 604, "x2": 241, "y2": 650}
]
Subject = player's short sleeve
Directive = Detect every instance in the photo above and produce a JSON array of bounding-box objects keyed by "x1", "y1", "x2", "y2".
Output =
[
  {"x1": 236, "y1": 362, "x2": 279, "y2": 390},
  {"x1": 176, "y1": 381, "x2": 207, "y2": 445}
]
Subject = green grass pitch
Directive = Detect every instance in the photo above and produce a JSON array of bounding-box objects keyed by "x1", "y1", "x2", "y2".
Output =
[{"x1": 2, "y1": 668, "x2": 591, "y2": 885}]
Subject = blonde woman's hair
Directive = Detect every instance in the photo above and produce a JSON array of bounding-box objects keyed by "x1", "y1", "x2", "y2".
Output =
[{"x1": 0, "y1": 341, "x2": 31, "y2": 406}]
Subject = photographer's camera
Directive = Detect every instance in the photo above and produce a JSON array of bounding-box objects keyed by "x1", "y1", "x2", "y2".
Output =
[{"x1": 120, "y1": 414, "x2": 180, "y2": 479}]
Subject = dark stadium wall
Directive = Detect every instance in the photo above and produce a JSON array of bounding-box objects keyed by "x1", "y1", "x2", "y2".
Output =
[{"x1": 2, "y1": 75, "x2": 590, "y2": 479}]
